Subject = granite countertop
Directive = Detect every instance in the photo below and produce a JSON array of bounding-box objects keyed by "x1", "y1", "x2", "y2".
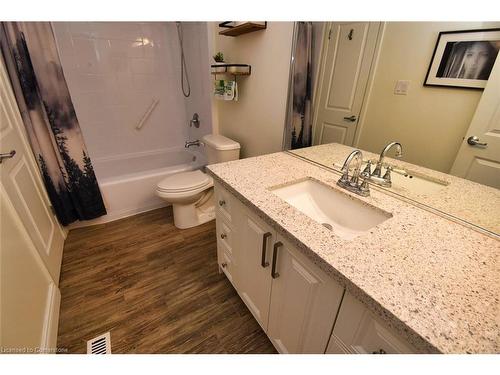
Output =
[
  {"x1": 290, "y1": 143, "x2": 500, "y2": 235},
  {"x1": 206, "y1": 151, "x2": 500, "y2": 354}
]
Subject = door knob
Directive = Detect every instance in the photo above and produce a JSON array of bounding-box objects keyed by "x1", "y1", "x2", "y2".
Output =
[
  {"x1": 0, "y1": 150, "x2": 16, "y2": 164},
  {"x1": 467, "y1": 136, "x2": 487, "y2": 147},
  {"x1": 343, "y1": 115, "x2": 357, "y2": 122}
]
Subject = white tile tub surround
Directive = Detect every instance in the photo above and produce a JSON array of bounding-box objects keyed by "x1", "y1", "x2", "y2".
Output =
[{"x1": 52, "y1": 22, "x2": 213, "y2": 177}]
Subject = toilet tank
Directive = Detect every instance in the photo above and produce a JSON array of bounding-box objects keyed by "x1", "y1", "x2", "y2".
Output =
[{"x1": 202, "y1": 134, "x2": 241, "y2": 164}]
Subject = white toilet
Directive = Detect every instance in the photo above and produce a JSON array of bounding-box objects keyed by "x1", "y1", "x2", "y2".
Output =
[{"x1": 156, "y1": 134, "x2": 240, "y2": 229}]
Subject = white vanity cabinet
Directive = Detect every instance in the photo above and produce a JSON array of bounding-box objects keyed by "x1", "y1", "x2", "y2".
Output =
[
  {"x1": 214, "y1": 182, "x2": 419, "y2": 354},
  {"x1": 214, "y1": 182, "x2": 344, "y2": 353},
  {"x1": 325, "y1": 292, "x2": 417, "y2": 354}
]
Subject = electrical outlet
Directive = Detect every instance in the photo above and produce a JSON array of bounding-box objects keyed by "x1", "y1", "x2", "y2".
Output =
[{"x1": 394, "y1": 80, "x2": 410, "y2": 95}]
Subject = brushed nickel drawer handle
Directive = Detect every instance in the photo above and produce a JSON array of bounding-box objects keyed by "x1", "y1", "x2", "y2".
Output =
[
  {"x1": 220, "y1": 233, "x2": 227, "y2": 239},
  {"x1": 261, "y1": 232, "x2": 272, "y2": 268},
  {"x1": 271, "y1": 241, "x2": 282, "y2": 279},
  {"x1": 218, "y1": 199, "x2": 226, "y2": 207}
]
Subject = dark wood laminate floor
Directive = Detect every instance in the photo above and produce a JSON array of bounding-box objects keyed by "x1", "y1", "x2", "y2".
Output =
[{"x1": 57, "y1": 207, "x2": 276, "y2": 354}]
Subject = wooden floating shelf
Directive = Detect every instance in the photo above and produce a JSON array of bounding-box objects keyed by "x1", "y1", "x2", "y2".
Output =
[
  {"x1": 211, "y1": 64, "x2": 251, "y2": 76},
  {"x1": 218, "y1": 22, "x2": 267, "y2": 37}
]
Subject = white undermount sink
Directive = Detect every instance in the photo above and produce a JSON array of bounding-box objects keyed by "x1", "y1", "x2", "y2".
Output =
[{"x1": 271, "y1": 179, "x2": 392, "y2": 240}]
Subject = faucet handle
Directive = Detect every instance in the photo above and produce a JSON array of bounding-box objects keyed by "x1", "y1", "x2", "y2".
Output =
[
  {"x1": 359, "y1": 171, "x2": 370, "y2": 196},
  {"x1": 372, "y1": 162, "x2": 383, "y2": 178},
  {"x1": 382, "y1": 166, "x2": 393, "y2": 184},
  {"x1": 362, "y1": 160, "x2": 372, "y2": 176}
]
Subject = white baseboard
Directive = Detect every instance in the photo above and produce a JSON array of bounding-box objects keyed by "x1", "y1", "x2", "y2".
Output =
[{"x1": 41, "y1": 283, "x2": 61, "y2": 353}]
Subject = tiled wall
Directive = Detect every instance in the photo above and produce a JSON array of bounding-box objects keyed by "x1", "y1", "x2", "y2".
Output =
[
  {"x1": 181, "y1": 22, "x2": 214, "y2": 145},
  {"x1": 53, "y1": 22, "x2": 212, "y2": 168}
]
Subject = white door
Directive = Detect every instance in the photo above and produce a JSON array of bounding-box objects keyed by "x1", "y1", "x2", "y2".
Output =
[
  {"x1": 238, "y1": 209, "x2": 274, "y2": 332},
  {"x1": 0, "y1": 55, "x2": 65, "y2": 282},
  {"x1": 0, "y1": 55, "x2": 64, "y2": 351},
  {"x1": 0, "y1": 186, "x2": 61, "y2": 352},
  {"x1": 451, "y1": 56, "x2": 500, "y2": 189},
  {"x1": 313, "y1": 22, "x2": 380, "y2": 146},
  {"x1": 267, "y1": 235, "x2": 344, "y2": 354}
]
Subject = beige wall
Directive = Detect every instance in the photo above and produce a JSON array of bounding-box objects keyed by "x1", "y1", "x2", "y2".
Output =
[
  {"x1": 357, "y1": 22, "x2": 500, "y2": 173},
  {"x1": 212, "y1": 22, "x2": 294, "y2": 158}
]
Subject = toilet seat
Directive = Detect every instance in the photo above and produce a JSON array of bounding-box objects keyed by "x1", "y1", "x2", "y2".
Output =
[{"x1": 157, "y1": 170, "x2": 212, "y2": 193}]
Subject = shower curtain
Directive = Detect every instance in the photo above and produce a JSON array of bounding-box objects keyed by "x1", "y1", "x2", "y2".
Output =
[
  {"x1": 1, "y1": 22, "x2": 106, "y2": 225},
  {"x1": 285, "y1": 22, "x2": 313, "y2": 150}
]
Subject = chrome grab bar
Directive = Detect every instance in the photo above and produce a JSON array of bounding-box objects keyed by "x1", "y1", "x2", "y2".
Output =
[{"x1": 135, "y1": 98, "x2": 159, "y2": 130}]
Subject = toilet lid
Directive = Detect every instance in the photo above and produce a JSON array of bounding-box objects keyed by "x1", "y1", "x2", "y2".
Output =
[{"x1": 157, "y1": 170, "x2": 211, "y2": 193}]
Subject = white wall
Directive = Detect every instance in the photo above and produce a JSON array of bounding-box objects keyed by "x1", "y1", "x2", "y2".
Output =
[
  {"x1": 356, "y1": 22, "x2": 500, "y2": 173},
  {"x1": 213, "y1": 22, "x2": 294, "y2": 158},
  {"x1": 53, "y1": 22, "x2": 212, "y2": 177}
]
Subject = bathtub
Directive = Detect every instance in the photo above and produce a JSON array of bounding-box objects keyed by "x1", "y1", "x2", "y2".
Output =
[{"x1": 72, "y1": 147, "x2": 206, "y2": 227}]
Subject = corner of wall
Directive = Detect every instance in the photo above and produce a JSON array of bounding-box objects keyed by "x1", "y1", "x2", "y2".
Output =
[
  {"x1": 207, "y1": 22, "x2": 220, "y2": 135},
  {"x1": 212, "y1": 22, "x2": 294, "y2": 158}
]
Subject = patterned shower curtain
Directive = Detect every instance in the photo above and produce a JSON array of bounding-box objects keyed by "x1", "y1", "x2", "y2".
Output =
[
  {"x1": 1, "y1": 22, "x2": 106, "y2": 225},
  {"x1": 287, "y1": 22, "x2": 313, "y2": 150}
]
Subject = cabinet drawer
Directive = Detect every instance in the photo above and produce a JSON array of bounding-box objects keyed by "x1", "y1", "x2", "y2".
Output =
[
  {"x1": 216, "y1": 216, "x2": 234, "y2": 256},
  {"x1": 326, "y1": 292, "x2": 417, "y2": 354},
  {"x1": 219, "y1": 250, "x2": 236, "y2": 286},
  {"x1": 214, "y1": 182, "x2": 234, "y2": 222}
]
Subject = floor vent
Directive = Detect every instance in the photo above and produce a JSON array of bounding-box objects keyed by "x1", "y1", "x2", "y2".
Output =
[{"x1": 87, "y1": 332, "x2": 111, "y2": 354}]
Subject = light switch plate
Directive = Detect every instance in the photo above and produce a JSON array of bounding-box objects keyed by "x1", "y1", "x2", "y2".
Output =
[{"x1": 394, "y1": 80, "x2": 410, "y2": 95}]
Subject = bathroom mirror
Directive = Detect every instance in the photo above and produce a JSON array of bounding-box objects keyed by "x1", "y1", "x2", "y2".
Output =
[{"x1": 286, "y1": 22, "x2": 500, "y2": 235}]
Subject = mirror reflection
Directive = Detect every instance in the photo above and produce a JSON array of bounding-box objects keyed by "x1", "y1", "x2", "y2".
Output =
[{"x1": 286, "y1": 22, "x2": 500, "y2": 235}]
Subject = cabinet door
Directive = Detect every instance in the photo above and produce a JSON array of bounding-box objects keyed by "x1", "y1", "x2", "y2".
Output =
[
  {"x1": 326, "y1": 292, "x2": 417, "y2": 354},
  {"x1": 267, "y1": 235, "x2": 344, "y2": 353},
  {"x1": 237, "y1": 208, "x2": 274, "y2": 331}
]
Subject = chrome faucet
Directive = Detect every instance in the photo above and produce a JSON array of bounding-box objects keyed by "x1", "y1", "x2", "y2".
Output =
[
  {"x1": 337, "y1": 150, "x2": 370, "y2": 197},
  {"x1": 368, "y1": 141, "x2": 402, "y2": 187},
  {"x1": 185, "y1": 140, "x2": 202, "y2": 148}
]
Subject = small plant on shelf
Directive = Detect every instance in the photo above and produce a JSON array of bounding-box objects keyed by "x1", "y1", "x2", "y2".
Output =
[{"x1": 213, "y1": 51, "x2": 225, "y2": 63}]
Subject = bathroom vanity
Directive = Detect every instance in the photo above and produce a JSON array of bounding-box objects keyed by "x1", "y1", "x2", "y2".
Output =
[{"x1": 206, "y1": 148, "x2": 499, "y2": 354}]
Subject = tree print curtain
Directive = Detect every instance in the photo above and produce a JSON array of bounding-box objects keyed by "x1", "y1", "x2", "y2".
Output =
[
  {"x1": 285, "y1": 22, "x2": 313, "y2": 150},
  {"x1": 1, "y1": 22, "x2": 106, "y2": 225}
]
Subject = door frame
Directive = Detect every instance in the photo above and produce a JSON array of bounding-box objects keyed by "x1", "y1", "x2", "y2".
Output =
[{"x1": 311, "y1": 22, "x2": 384, "y2": 147}]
